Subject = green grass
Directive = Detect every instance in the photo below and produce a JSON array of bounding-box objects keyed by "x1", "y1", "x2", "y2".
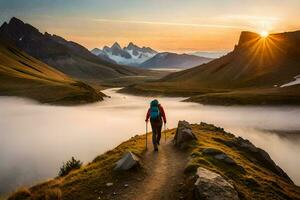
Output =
[{"x1": 186, "y1": 86, "x2": 300, "y2": 106}]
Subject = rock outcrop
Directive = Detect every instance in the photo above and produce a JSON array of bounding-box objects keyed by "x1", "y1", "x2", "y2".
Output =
[
  {"x1": 215, "y1": 136, "x2": 293, "y2": 183},
  {"x1": 202, "y1": 148, "x2": 236, "y2": 165},
  {"x1": 114, "y1": 151, "x2": 140, "y2": 171},
  {"x1": 174, "y1": 120, "x2": 197, "y2": 149},
  {"x1": 194, "y1": 167, "x2": 240, "y2": 200}
]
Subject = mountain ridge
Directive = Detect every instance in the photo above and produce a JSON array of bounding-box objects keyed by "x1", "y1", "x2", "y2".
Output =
[
  {"x1": 162, "y1": 30, "x2": 300, "y2": 88},
  {"x1": 92, "y1": 42, "x2": 157, "y2": 66},
  {"x1": 139, "y1": 52, "x2": 213, "y2": 69},
  {"x1": 0, "y1": 17, "x2": 147, "y2": 82}
]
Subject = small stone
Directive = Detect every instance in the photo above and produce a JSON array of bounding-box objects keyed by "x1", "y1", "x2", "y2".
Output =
[
  {"x1": 106, "y1": 182, "x2": 113, "y2": 187},
  {"x1": 124, "y1": 184, "x2": 129, "y2": 187},
  {"x1": 214, "y1": 153, "x2": 236, "y2": 164},
  {"x1": 202, "y1": 148, "x2": 223, "y2": 155},
  {"x1": 97, "y1": 196, "x2": 101, "y2": 199},
  {"x1": 113, "y1": 192, "x2": 117, "y2": 195}
]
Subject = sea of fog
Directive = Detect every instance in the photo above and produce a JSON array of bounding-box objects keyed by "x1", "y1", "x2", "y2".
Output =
[{"x1": 0, "y1": 88, "x2": 300, "y2": 194}]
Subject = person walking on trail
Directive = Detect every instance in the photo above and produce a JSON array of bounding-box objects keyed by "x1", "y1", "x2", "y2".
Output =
[{"x1": 145, "y1": 99, "x2": 167, "y2": 151}]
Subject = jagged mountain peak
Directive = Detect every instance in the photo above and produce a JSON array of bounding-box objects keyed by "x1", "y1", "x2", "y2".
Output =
[
  {"x1": 126, "y1": 42, "x2": 139, "y2": 49},
  {"x1": 111, "y1": 42, "x2": 122, "y2": 49},
  {"x1": 9, "y1": 17, "x2": 24, "y2": 25},
  {"x1": 1, "y1": 17, "x2": 40, "y2": 36},
  {"x1": 92, "y1": 42, "x2": 158, "y2": 65}
]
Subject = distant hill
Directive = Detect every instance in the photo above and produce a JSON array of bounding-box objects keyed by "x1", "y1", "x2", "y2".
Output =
[
  {"x1": 139, "y1": 52, "x2": 213, "y2": 69},
  {"x1": 190, "y1": 51, "x2": 228, "y2": 59},
  {"x1": 0, "y1": 41, "x2": 103, "y2": 104},
  {"x1": 162, "y1": 31, "x2": 300, "y2": 89},
  {"x1": 91, "y1": 42, "x2": 157, "y2": 66},
  {"x1": 0, "y1": 17, "x2": 146, "y2": 82}
]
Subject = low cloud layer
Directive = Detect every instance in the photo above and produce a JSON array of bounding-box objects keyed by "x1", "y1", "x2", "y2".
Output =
[{"x1": 0, "y1": 89, "x2": 300, "y2": 193}]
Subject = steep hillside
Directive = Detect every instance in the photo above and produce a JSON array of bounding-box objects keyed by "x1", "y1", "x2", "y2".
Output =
[
  {"x1": 7, "y1": 122, "x2": 300, "y2": 200},
  {"x1": 162, "y1": 31, "x2": 300, "y2": 88},
  {"x1": 139, "y1": 52, "x2": 212, "y2": 69},
  {"x1": 0, "y1": 17, "x2": 149, "y2": 82},
  {"x1": 0, "y1": 42, "x2": 103, "y2": 104}
]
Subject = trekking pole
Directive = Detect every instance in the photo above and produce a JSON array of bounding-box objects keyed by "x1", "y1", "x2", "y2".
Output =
[
  {"x1": 164, "y1": 123, "x2": 167, "y2": 143},
  {"x1": 145, "y1": 122, "x2": 148, "y2": 150}
]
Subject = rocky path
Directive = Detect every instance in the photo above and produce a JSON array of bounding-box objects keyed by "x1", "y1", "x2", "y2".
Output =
[{"x1": 122, "y1": 137, "x2": 189, "y2": 200}]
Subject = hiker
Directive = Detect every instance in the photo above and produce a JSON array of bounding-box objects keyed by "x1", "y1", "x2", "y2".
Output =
[{"x1": 145, "y1": 99, "x2": 167, "y2": 151}]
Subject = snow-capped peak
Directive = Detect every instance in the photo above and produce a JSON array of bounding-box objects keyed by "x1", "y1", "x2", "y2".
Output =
[
  {"x1": 111, "y1": 42, "x2": 122, "y2": 50},
  {"x1": 91, "y1": 42, "x2": 158, "y2": 65}
]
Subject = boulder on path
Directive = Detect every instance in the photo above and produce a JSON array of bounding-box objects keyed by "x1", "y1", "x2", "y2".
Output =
[
  {"x1": 174, "y1": 120, "x2": 197, "y2": 149},
  {"x1": 194, "y1": 167, "x2": 240, "y2": 200},
  {"x1": 114, "y1": 151, "x2": 140, "y2": 171}
]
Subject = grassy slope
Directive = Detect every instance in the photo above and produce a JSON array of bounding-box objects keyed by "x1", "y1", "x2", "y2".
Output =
[
  {"x1": 183, "y1": 123, "x2": 300, "y2": 199},
  {"x1": 8, "y1": 133, "x2": 150, "y2": 200},
  {"x1": 0, "y1": 42, "x2": 103, "y2": 105},
  {"x1": 8, "y1": 124, "x2": 300, "y2": 200},
  {"x1": 185, "y1": 85, "x2": 300, "y2": 106}
]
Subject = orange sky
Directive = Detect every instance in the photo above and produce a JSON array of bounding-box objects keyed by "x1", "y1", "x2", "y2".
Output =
[{"x1": 1, "y1": 0, "x2": 300, "y2": 52}]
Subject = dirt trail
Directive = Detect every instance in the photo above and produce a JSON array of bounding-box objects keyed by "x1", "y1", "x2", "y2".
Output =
[{"x1": 123, "y1": 137, "x2": 189, "y2": 200}]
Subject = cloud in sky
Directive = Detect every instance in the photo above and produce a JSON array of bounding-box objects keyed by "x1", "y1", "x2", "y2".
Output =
[
  {"x1": 92, "y1": 18, "x2": 248, "y2": 30},
  {"x1": 1, "y1": 0, "x2": 300, "y2": 51}
]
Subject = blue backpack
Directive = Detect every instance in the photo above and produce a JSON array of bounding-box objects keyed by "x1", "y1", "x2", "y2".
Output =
[{"x1": 150, "y1": 100, "x2": 160, "y2": 121}]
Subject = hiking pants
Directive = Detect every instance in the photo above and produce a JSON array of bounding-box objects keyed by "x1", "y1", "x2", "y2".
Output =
[{"x1": 150, "y1": 119, "x2": 162, "y2": 149}]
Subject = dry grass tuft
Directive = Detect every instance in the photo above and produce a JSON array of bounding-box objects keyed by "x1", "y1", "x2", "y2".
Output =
[{"x1": 8, "y1": 188, "x2": 31, "y2": 200}]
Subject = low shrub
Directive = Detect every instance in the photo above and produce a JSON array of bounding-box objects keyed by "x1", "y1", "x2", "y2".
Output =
[{"x1": 58, "y1": 157, "x2": 82, "y2": 177}]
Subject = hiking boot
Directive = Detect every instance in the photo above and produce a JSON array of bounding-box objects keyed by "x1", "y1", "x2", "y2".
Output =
[{"x1": 154, "y1": 148, "x2": 158, "y2": 151}]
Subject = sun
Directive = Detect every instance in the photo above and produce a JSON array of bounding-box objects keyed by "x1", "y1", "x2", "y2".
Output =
[{"x1": 260, "y1": 30, "x2": 269, "y2": 38}]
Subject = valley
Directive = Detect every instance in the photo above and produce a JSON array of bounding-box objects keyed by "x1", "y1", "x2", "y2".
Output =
[{"x1": 1, "y1": 88, "x2": 300, "y2": 196}]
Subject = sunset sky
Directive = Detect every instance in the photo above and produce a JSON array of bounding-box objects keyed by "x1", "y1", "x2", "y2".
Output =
[{"x1": 1, "y1": 0, "x2": 300, "y2": 52}]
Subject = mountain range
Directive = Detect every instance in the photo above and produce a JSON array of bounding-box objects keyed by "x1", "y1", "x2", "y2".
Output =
[
  {"x1": 189, "y1": 51, "x2": 228, "y2": 59},
  {"x1": 139, "y1": 52, "x2": 213, "y2": 69},
  {"x1": 0, "y1": 17, "x2": 147, "y2": 83},
  {"x1": 91, "y1": 42, "x2": 213, "y2": 69},
  {"x1": 91, "y1": 42, "x2": 157, "y2": 66}
]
